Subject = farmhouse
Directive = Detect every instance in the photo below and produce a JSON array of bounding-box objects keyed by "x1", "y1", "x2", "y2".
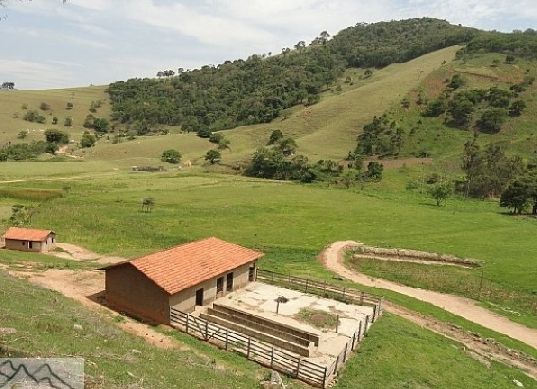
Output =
[
  {"x1": 2, "y1": 227, "x2": 56, "y2": 252},
  {"x1": 102, "y1": 237, "x2": 263, "y2": 324}
]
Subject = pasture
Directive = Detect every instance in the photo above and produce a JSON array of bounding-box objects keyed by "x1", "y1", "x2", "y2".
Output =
[{"x1": 0, "y1": 168, "x2": 534, "y2": 330}]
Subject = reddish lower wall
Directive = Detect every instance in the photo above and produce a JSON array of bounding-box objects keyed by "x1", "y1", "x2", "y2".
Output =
[{"x1": 105, "y1": 264, "x2": 170, "y2": 324}]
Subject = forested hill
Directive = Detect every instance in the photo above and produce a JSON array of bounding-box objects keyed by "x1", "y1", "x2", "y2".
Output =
[{"x1": 107, "y1": 18, "x2": 477, "y2": 134}]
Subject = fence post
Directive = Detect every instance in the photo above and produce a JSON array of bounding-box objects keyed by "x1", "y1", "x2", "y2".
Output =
[
  {"x1": 343, "y1": 343, "x2": 348, "y2": 362},
  {"x1": 335, "y1": 353, "x2": 340, "y2": 371},
  {"x1": 185, "y1": 314, "x2": 189, "y2": 334},
  {"x1": 372, "y1": 304, "x2": 377, "y2": 322},
  {"x1": 296, "y1": 358, "x2": 301, "y2": 378},
  {"x1": 357, "y1": 321, "x2": 362, "y2": 341},
  {"x1": 205, "y1": 320, "x2": 209, "y2": 340},
  {"x1": 270, "y1": 347, "x2": 274, "y2": 368},
  {"x1": 247, "y1": 337, "x2": 251, "y2": 359},
  {"x1": 322, "y1": 366, "x2": 328, "y2": 388},
  {"x1": 365, "y1": 315, "x2": 370, "y2": 334},
  {"x1": 225, "y1": 329, "x2": 229, "y2": 350},
  {"x1": 351, "y1": 331, "x2": 356, "y2": 350}
]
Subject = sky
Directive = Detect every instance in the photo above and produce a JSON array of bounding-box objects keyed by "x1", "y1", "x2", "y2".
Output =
[{"x1": 1, "y1": 0, "x2": 537, "y2": 90}]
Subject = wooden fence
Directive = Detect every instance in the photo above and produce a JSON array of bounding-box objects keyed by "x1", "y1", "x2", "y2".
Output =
[
  {"x1": 256, "y1": 269, "x2": 384, "y2": 322},
  {"x1": 170, "y1": 308, "x2": 329, "y2": 387}
]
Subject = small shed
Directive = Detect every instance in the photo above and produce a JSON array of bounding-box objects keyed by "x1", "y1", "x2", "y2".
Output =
[
  {"x1": 102, "y1": 237, "x2": 264, "y2": 324},
  {"x1": 2, "y1": 227, "x2": 56, "y2": 252}
]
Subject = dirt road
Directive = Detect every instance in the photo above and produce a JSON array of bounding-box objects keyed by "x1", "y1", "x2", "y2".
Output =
[{"x1": 321, "y1": 241, "x2": 537, "y2": 350}]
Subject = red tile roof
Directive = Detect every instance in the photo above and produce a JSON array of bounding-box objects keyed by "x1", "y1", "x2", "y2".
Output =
[
  {"x1": 3, "y1": 227, "x2": 54, "y2": 242},
  {"x1": 105, "y1": 237, "x2": 263, "y2": 295}
]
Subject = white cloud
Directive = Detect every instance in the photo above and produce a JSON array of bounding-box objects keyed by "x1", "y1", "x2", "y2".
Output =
[
  {"x1": 2, "y1": 0, "x2": 537, "y2": 89},
  {"x1": 0, "y1": 59, "x2": 75, "y2": 89}
]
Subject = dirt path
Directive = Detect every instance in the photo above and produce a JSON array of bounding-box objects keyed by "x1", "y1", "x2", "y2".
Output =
[
  {"x1": 321, "y1": 241, "x2": 537, "y2": 378},
  {"x1": 52, "y1": 243, "x2": 127, "y2": 264}
]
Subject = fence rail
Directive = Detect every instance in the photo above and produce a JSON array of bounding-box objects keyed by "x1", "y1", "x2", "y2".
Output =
[
  {"x1": 257, "y1": 269, "x2": 384, "y2": 322},
  {"x1": 170, "y1": 308, "x2": 329, "y2": 387}
]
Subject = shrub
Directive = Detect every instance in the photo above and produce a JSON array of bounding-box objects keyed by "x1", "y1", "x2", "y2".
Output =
[
  {"x1": 63, "y1": 117, "x2": 72, "y2": 127},
  {"x1": 205, "y1": 149, "x2": 221, "y2": 164},
  {"x1": 17, "y1": 131, "x2": 28, "y2": 139},
  {"x1": 66, "y1": 102, "x2": 74, "y2": 110},
  {"x1": 161, "y1": 149, "x2": 182, "y2": 164},
  {"x1": 40, "y1": 102, "x2": 50, "y2": 111},
  {"x1": 80, "y1": 131, "x2": 96, "y2": 148},
  {"x1": 477, "y1": 108, "x2": 507, "y2": 133},
  {"x1": 44, "y1": 129, "x2": 69, "y2": 144}
]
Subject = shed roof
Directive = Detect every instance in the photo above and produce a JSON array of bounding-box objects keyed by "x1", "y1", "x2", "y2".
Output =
[
  {"x1": 103, "y1": 237, "x2": 263, "y2": 295},
  {"x1": 3, "y1": 227, "x2": 54, "y2": 242}
]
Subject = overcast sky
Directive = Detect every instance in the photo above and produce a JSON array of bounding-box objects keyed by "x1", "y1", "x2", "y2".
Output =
[{"x1": 1, "y1": 0, "x2": 537, "y2": 90}]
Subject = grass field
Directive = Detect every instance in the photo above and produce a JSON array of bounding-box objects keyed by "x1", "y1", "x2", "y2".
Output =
[{"x1": 0, "y1": 170, "x2": 533, "y2": 328}]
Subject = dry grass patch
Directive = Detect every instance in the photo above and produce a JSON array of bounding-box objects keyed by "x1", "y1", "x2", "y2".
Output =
[{"x1": 295, "y1": 308, "x2": 339, "y2": 330}]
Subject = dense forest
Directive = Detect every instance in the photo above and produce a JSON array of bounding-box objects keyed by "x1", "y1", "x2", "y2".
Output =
[{"x1": 107, "y1": 18, "x2": 478, "y2": 135}]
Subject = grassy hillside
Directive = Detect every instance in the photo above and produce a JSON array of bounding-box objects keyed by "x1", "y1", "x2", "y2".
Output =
[
  {"x1": 0, "y1": 85, "x2": 110, "y2": 144},
  {"x1": 2, "y1": 270, "x2": 533, "y2": 388},
  {"x1": 73, "y1": 46, "x2": 458, "y2": 168}
]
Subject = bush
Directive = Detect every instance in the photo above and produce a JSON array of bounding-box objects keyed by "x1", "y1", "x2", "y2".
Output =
[
  {"x1": 80, "y1": 131, "x2": 96, "y2": 148},
  {"x1": 83, "y1": 114, "x2": 95, "y2": 128},
  {"x1": 209, "y1": 133, "x2": 223, "y2": 144},
  {"x1": 161, "y1": 149, "x2": 182, "y2": 164},
  {"x1": 205, "y1": 149, "x2": 221, "y2": 164},
  {"x1": 17, "y1": 131, "x2": 28, "y2": 139},
  {"x1": 40, "y1": 102, "x2": 50, "y2": 111},
  {"x1": 93, "y1": 118, "x2": 109, "y2": 133},
  {"x1": 63, "y1": 117, "x2": 72, "y2": 126},
  {"x1": 23, "y1": 110, "x2": 46, "y2": 124},
  {"x1": 52, "y1": 116, "x2": 58, "y2": 125},
  {"x1": 44, "y1": 129, "x2": 69, "y2": 144},
  {"x1": 477, "y1": 108, "x2": 507, "y2": 133},
  {"x1": 66, "y1": 102, "x2": 74, "y2": 110},
  {"x1": 197, "y1": 127, "x2": 212, "y2": 138},
  {"x1": 267, "y1": 129, "x2": 283, "y2": 145}
]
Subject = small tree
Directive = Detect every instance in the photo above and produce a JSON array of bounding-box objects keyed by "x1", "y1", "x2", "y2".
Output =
[
  {"x1": 267, "y1": 129, "x2": 283, "y2": 145},
  {"x1": 205, "y1": 149, "x2": 221, "y2": 164},
  {"x1": 217, "y1": 137, "x2": 231, "y2": 151},
  {"x1": 80, "y1": 131, "x2": 96, "y2": 148},
  {"x1": 277, "y1": 137, "x2": 297, "y2": 157},
  {"x1": 500, "y1": 179, "x2": 529, "y2": 214},
  {"x1": 161, "y1": 149, "x2": 182, "y2": 164},
  {"x1": 64, "y1": 117, "x2": 73, "y2": 126},
  {"x1": 83, "y1": 114, "x2": 95, "y2": 128},
  {"x1": 93, "y1": 118, "x2": 109, "y2": 133},
  {"x1": 44, "y1": 129, "x2": 69, "y2": 144},
  {"x1": 477, "y1": 108, "x2": 506, "y2": 133},
  {"x1": 141, "y1": 197, "x2": 155, "y2": 213},
  {"x1": 428, "y1": 181, "x2": 452, "y2": 206},
  {"x1": 209, "y1": 132, "x2": 224, "y2": 144},
  {"x1": 509, "y1": 100, "x2": 527, "y2": 117},
  {"x1": 364, "y1": 161, "x2": 383, "y2": 181},
  {"x1": 66, "y1": 102, "x2": 74, "y2": 110}
]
